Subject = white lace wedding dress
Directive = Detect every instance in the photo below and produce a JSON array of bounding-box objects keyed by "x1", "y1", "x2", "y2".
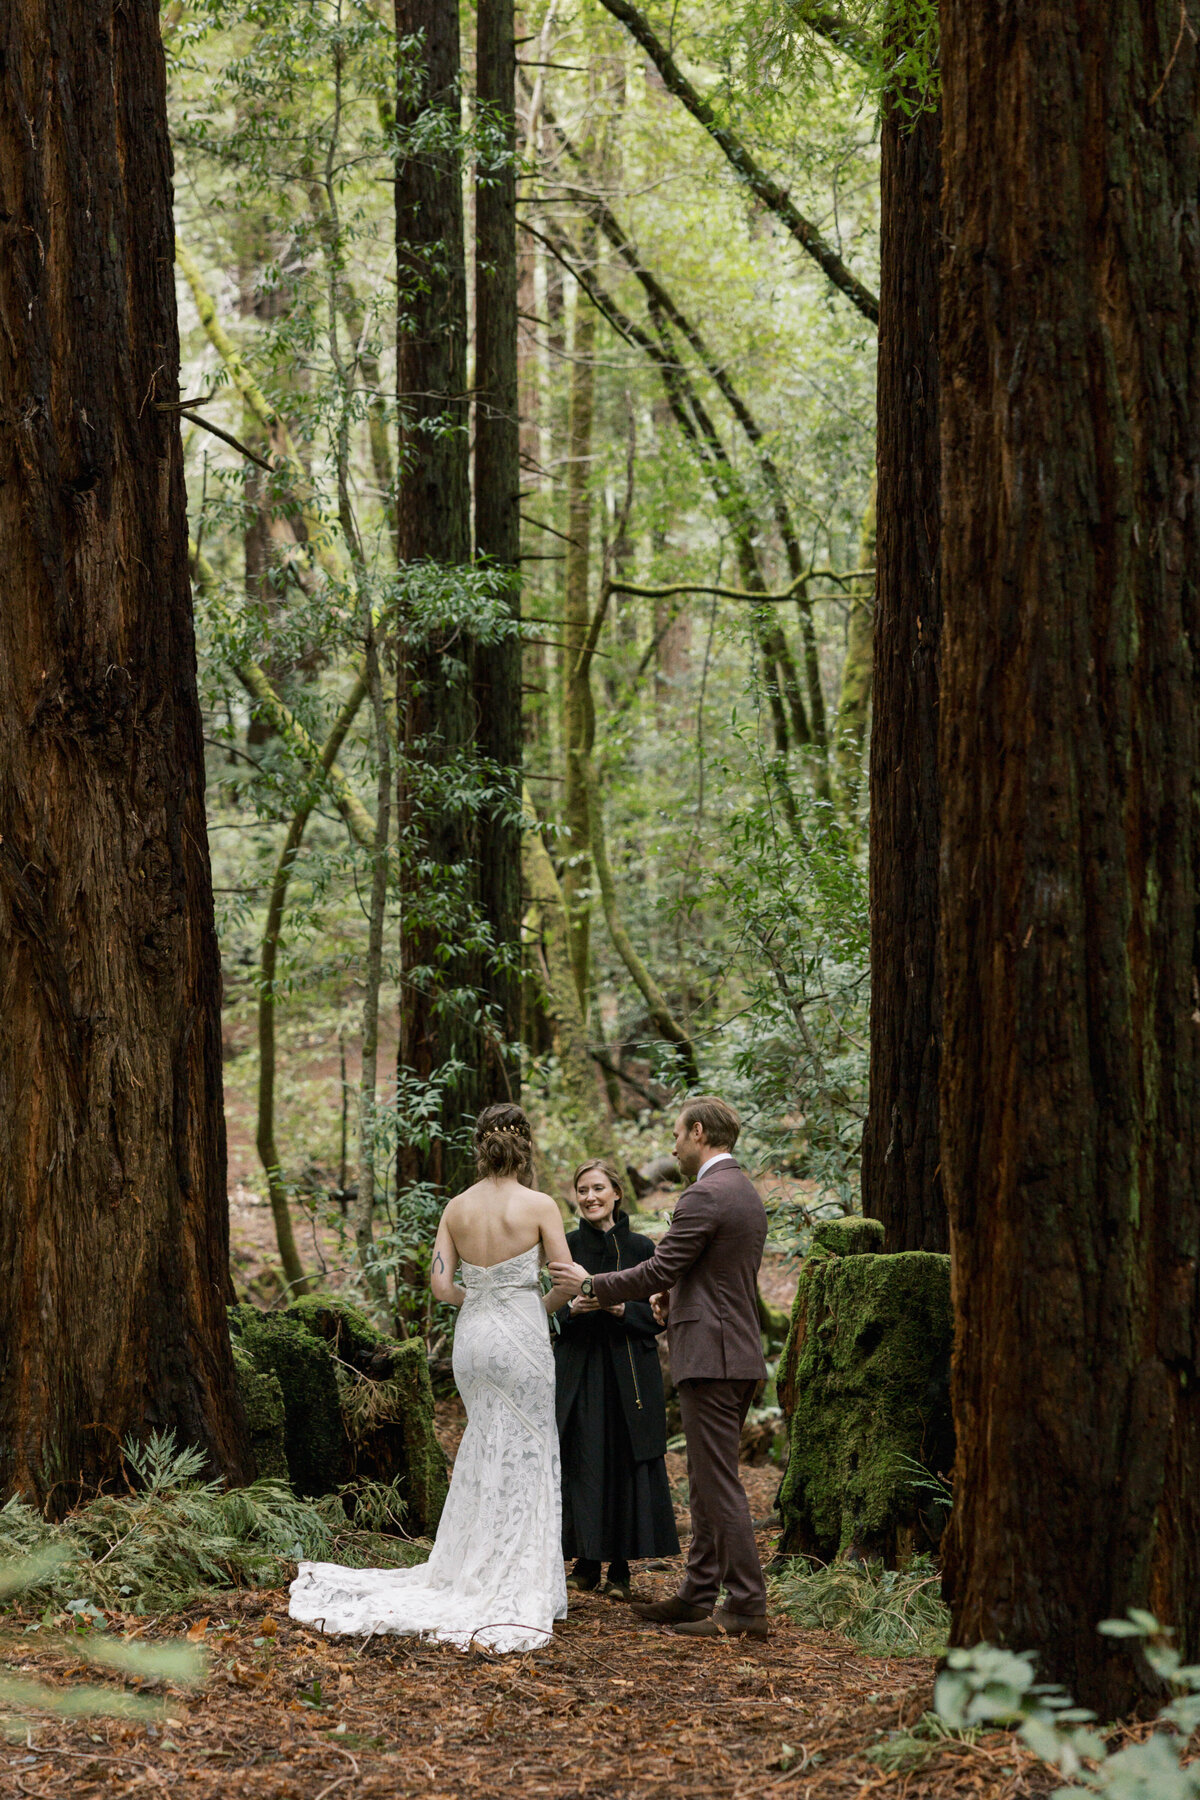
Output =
[{"x1": 289, "y1": 1245, "x2": 567, "y2": 1653}]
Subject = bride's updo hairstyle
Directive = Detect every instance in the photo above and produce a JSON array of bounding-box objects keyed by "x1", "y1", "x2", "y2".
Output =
[{"x1": 473, "y1": 1103, "x2": 535, "y2": 1183}]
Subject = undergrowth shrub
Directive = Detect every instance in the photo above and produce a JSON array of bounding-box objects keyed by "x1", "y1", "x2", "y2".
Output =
[
  {"x1": 770, "y1": 1552, "x2": 949, "y2": 1656},
  {"x1": 872, "y1": 1613, "x2": 1200, "y2": 1794},
  {"x1": 0, "y1": 1431, "x2": 423, "y2": 1615}
]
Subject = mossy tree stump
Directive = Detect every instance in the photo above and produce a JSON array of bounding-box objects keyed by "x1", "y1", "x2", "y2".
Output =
[
  {"x1": 778, "y1": 1246, "x2": 953, "y2": 1565},
  {"x1": 229, "y1": 1299, "x2": 447, "y2": 1534}
]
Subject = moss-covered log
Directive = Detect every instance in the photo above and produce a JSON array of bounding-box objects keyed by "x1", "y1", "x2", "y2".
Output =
[
  {"x1": 229, "y1": 1300, "x2": 447, "y2": 1534},
  {"x1": 230, "y1": 1341, "x2": 289, "y2": 1482},
  {"x1": 778, "y1": 1250, "x2": 952, "y2": 1564},
  {"x1": 812, "y1": 1216, "x2": 884, "y2": 1258}
]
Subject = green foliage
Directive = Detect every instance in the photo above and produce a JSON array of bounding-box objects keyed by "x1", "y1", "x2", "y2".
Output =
[
  {"x1": 173, "y1": 0, "x2": 880, "y2": 1269},
  {"x1": 705, "y1": 771, "x2": 869, "y2": 1222},
  {"x1": 729, "y1": 0, "x2": 939, "y2": 116},
  {"x1": 0, "y1": 1432, "x2": 419, "y2": 1616},
  {"x1": 932, "y1": 1615, "x2": 1200, "y2": 1796},
  {"x1": 771, "y1": 1552, "x2": 948, "y2": 1656}
]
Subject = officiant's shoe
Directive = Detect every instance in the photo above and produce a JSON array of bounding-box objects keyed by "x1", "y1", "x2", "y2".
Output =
[
  {"x1": 672, "y1": 1607, "x2": 769, "y2": 1640},
  {"x1": 602, "y1": 1579, "x2": 633, "y2": 1603},
  {"x1": 630, "y1": 1596, "x2": 712, "y2": 1624}
]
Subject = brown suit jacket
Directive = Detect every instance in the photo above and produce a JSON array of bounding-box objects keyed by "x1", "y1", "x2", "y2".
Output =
[{"x1": 591, "y1": 1157, "x2": 768, "y2": 1382}]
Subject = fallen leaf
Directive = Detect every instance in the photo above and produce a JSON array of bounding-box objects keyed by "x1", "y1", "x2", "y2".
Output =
[
  {"x1": 185, "y1": 1618, "x2": 209, "y2": 1642},
  {"x1": 230, "y1": 1659, "x2": 272, "y2": 1687}
]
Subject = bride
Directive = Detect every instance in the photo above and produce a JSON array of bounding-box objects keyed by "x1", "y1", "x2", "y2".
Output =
[{"x1": 289, "y1": 1104, "x2": 574, "y2": 1652}]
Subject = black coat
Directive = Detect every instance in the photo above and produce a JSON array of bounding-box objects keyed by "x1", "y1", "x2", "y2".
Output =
[{"x1": 553, "y1": 1213, "x2": 669, "y2": 1464}]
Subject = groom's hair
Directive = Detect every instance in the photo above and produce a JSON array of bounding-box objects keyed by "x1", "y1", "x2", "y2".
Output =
[{"x1": 678, "y1": 1095, "x2": 740, "y2": 1150}]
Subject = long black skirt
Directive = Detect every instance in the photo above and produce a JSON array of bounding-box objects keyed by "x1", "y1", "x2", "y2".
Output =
[{"x1": 560, "y1": 1348, "x2": 680, "y2": 1563}]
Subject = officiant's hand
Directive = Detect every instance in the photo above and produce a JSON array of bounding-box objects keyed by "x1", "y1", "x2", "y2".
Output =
[
  {"x1": 550, "y1": 1259, "x2": 589, "y2": 1296},
  {"x1": 650, "y1": 1291, "x2": 668, "y2": 1326},
  {"x1": 569, "y1": 1294, "x2": 601, "y2": 1314}
]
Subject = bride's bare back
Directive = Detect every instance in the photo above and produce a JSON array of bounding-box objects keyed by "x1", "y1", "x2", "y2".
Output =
[{"x1": 430, "y1": 1177, "x2": 571, "y2": 1306}]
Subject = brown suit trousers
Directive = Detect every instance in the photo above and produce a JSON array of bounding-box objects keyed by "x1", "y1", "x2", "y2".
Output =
[{"x1": 676, "y1": 1378, "x2": 766, "y2": 1615}]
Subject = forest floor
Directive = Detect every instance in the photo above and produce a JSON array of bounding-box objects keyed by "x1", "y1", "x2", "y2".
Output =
[
  {"x1": 0, "y1": 1082, "x2": 1063, "y2": 1795},
  {"x1": 0, "y1": 1452, "x2": 1061, "y2": 1800}
]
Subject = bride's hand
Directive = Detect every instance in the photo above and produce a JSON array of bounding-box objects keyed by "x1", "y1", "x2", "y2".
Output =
[{"x1": 570, "y1": 1294, "x2": 601, "y2": 1314}]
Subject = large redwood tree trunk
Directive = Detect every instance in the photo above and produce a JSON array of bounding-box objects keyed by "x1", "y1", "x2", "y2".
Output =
[
  {"x1": 474, "y1": 0, "x2": 523, "y2": 1098},
  {"x1": 0, "y1": 0, "x2": 250, "y2": 1505},
  {"x1": 394, "y1": 0, "x2": 480, "y2": 1190},
  {"x1": 861, "y1": 93, "x2": 945, "y2": 1254},
  {"x1": 939, "y1": 0, "x2": 1200, "y2": 1714}
]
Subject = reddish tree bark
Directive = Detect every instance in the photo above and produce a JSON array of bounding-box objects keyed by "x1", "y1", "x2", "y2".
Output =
[
  {"x1": 939, "y1": 0, "x2": 1200, "y2": 1713},
  {"x1": 861, "y1": 93, "x2": 945, "y2": 1254},
  {"x1": 0, "y1": 0, "x2": 250, "y2": 1504},
  {"x1": 475, "y1": 0, "x2": 523, "y2": 1097}
]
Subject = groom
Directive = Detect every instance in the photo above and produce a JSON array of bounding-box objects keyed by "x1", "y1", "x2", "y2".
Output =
[{"x1": 551, "y1": 1095, "x2": 769, "y2": 1638}]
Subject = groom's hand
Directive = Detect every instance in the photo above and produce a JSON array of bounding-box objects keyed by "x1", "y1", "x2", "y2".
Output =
[{"x1": 549, "y1": 1259, "x2": 588, "y2": 1296}]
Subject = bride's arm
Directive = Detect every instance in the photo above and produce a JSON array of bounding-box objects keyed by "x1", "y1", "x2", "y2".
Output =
[
  {"x1": 430, "y1": 1214, "x2": 467, "y2": 1307},
  {"x1": 537, "y1": 1196, "x2": 575, "y2": 1314}
]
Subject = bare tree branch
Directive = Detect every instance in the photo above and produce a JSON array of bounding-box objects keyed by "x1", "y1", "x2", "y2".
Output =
[{"x1": 594, "y1": 0, "x2": 879, "y2": 322}]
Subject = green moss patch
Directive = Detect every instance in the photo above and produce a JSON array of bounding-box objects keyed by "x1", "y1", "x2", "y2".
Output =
[
  {"x1": 229, "y1": 1300, "x2": 447, "y2": 1533},
  {"x1": 778, "y1": 1251, "x2": 953, "y2": 1565},
  {"x1": 230, "y1": 1340, "x2": 288, "y2": 1482},
  {"x1": 811, "y1": 1216, "x2": 885, "y2": 1257}
]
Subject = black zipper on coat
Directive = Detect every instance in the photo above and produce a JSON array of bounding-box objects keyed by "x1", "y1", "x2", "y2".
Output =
[{"x1": 614, "y1": 1237, "x2": 643, "y2": 1409}]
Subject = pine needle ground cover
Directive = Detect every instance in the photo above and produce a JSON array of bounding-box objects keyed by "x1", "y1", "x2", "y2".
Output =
[{"x1": 0, "y1": 1509, "x2": 1065, "y2": 1800}]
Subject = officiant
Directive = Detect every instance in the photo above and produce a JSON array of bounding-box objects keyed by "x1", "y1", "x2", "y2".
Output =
[{"x1": 554, "y1": 1161, "x2": 680, "y2": 1601}]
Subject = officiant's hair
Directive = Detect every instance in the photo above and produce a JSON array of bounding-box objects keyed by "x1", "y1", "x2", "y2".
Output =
[
  {"x1": 678, "y1": 1094, "x2": 741, "y2": 1150},
  {"x1": 474, "y1": 1103, "x2": 535, "y2": 1181}
]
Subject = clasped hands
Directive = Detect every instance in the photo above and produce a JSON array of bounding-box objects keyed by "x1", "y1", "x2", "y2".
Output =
[{"x1": 550, "y1": 1260, "x2": 668, "y2": 1325}]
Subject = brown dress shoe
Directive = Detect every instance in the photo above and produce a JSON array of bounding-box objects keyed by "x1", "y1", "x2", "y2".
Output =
[
  {"x1": 672, "y1": 1606, "x2": 769, "y2": 1639},
  {"x1": 630, "y1": 1596, "x2": 713, "y2": 1624}
]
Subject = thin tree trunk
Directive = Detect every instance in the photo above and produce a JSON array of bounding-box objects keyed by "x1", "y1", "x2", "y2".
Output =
[
  {"x1": 562, "y1": 272, "x2": 597, "y2": 1013},
  {"x1": 521, "y1": 791, "x2": 617, "y2": 1162},
  {"x1": 475, "y1": 0, "x2": 523, "y2": 1097},
  {"x1": 939, "y1": 0, "x2": 1200, "y2": 1714},
  {"x1": 255, "y1": 676, "x2": 369, "y2": 1299},
  {"x1": 394, "y1": 0, "x2": 479, "y2": 1193},
  {"x1": 354, "y1": 629, "x2": 392, "y2": 1303},
  {"x1": 0, "y1": 0, "x2": 251, "y2": 1501},
  {"x1": 860, "y1": 92, "x2": 945, "y2": 1256}
]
